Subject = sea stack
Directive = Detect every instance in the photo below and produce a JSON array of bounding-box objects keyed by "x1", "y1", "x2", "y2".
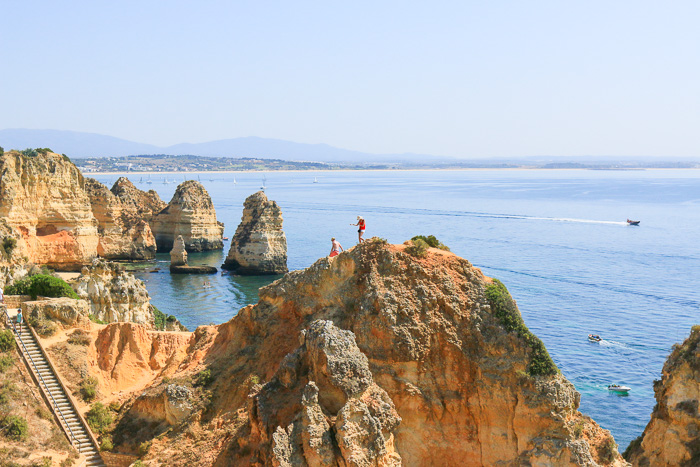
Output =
[
  {"x1": 85, "y1": 178, "x2": 157, "y2": 260},
  {"x1": 170, "y1": 235, "x2": 188, "y2": 267},
  {"x1": 624, "y1": 326, "x2": 700, "y2": 465},
  {"x1": 222, "y1": 191, "x2": 288, "y2": 275},
  {"x1": 151, "y1": 181, "x2": 224, "y2": 252}
]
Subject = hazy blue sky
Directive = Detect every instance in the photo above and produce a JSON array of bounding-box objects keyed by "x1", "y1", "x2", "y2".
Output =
[{"x1": 1, "y1": 1, "x2": 698, "y2": 158}]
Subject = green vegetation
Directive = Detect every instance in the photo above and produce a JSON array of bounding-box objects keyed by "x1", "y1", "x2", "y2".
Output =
[
  {"x1": 35, "y1": 148, "x2": 53, "y2": 155},
  {"x1": 132, "y1": 461, "x2": 146, "y2": 467},
  {"x1": 85, "y1": 402, "x2": 112, "y2": 435},
  {"x1": 100, "y1": 436, "x2": 114, "y2": 452},
  {"x1": 80, "y1": 376, "x2": 98, "y2": 402},
  {"x1": 598, "y1": 435, "x2": 618, "y2": 463},
  {"x1": 405, "y1": 238, "x2": 429, "y2": 258},
  {"x1": 35, "y1": 406, "x2": 52, "y2": 421},
  {"x1": 411, "y1": 235, "x2": 450, "y2": 251},
  {"x1": 0, "y1": 355, "x2": 13, "y2": 373},
  {"x1": 88, "y1": 314, "x2": 107, "y2": 325},
  {"x1": 5, "y1": 274, "x2": 79, "y2": 300},
  {"x1": 2, "y1": 415, "x2": 28, "y2": 441},
  {"x1": 2, "y1": 237, "x2": 16, "y2": 257},
  {"x1": 138, "y1": 440, "x2": 152, "y2": 456},
  {"x1": 0, "y1": 146, "x2": 4, "y2": 156},
  {"x1": 0, "y1": 382, "x2": 16, "y2": 407},
  {"x1": 67, "y1": 329, "x2": 91, "y2": 346},
  {"x1": 193, "y1": 369, "x2": 213, "y2": 388},
  {"x1": 108, "y1": 401, "x2": 121, "y2": 413},
  {"x1": 152, "y1": 306, "x2": 180, "y2": 331},
  {"x1": 485, "y1": 279, "x2": 558, "y2": 377},
  {"x1": 0, "y1": 330, "x2": 15, "y2": 353},
  {"x1": 20, "y1": 148, "x2": 38, "y2": 158}
]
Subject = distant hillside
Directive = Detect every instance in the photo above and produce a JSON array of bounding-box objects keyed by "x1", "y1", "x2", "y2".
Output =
[{"x1": 0, "y1": 129, "x2": 450, "y2": 164}]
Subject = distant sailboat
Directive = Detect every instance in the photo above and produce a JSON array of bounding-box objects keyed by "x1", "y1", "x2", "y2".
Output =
[
  {"x1": 313, "y1": 177, "x2": 319, "y2": 184},
  {"x1": 139, "y1": 177, "x2": 143, "y2": 183},
  {"x1": 198, "y1": 175, "x2": 201, "y2": 181},
  {"x1": 260, "y1": 175, "x2": 267, "y2": 191},
  {"x1": 233, "y1": 177, "x2": 237, "y2": 185},
  {"x1": 146, "y1": 175, "x2": 152, "y2": 185}
]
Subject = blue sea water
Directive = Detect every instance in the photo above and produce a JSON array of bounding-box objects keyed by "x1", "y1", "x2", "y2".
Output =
[{"x1": 92, "y1": 169, "x2": 700, "y2": 450}]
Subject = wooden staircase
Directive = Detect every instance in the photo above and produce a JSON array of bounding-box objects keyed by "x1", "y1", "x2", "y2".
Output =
[{"x1": 3, "y1": 307, "x2": 105, "y2": 467}]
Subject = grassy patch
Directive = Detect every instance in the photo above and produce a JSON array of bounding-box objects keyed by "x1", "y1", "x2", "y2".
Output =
[
  {"x1": 485, "y1": 279, "x2": 558, "y2": 377},
  {"x1": 5, "y1": 274, "x2": 79, "y2": 300},
  {"x1": 193, "y1": 369, "x2": 213, "y2": 388},
  {"x1": 152, "y1": 306, "x2": 180, "y2": 331},
  {"x1": 27, "y1": 316, "x2": 57, "y2": 338},
  {"x1": 88, "y1": 314, "x2": 106, "y2": 325}
]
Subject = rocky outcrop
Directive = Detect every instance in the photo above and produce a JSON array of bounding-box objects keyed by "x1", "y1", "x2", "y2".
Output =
[
  {"x1": 250, "y1": 320, "x2": 402, "y2": 466},
  {"x1": 170, "y1": 235, "x2": 188, "y2": 267},
  {"x1": 136, "y1": 241, "x2": 624, "y2": 466},
  {"x1": 0, "y1": 151, "x2": 99, "y2": 270},
  {"x1": 222, "y1": 191, "x2": 288, "y2": 275},
  {"x1": 22, "y1": 297, "x2": 90, "y2": 327},
  {"x1": 151, "y1": 181, "x2": 224, "y2": 252},
  {"x1": 85, "y1": 178, "x2": 157, "y2": 260},
  {"x1": 72, "y1": 259, "x2": 157, "y2": 327},
  {"x1": 625, "y1": 326, "x2": 700, "y2": 466}
]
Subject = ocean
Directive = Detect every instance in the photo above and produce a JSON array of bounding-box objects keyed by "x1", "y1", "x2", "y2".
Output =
[{"x1": 92, "y1": 169, "x2": 700, "y2": 450}]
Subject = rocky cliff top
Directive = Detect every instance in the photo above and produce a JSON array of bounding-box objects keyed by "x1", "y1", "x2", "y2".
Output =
[
  {"x1": 122, "y1": 240, "x2": 623, "y2": 466},
  {"x1": 625, "y1": 326, "x2": 700, "y2": 466}
]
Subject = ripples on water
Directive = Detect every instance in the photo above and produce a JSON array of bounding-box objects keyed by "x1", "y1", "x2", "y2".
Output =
[{"x1": 94, "y1": 169, "x2": 700, "y2": 450}]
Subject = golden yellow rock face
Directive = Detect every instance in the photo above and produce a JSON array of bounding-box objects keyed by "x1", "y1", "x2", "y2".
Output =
[
  {"x1": 151, "y1": 180, "x2": 224, "y2": 252},
  {"x1": 107, "y1": 241, "x2": 625, "y2": 466},
  {"x1": 0, "y1": 152, "x2": 99, "y2": 269},
  {"x1": 625, "y1": 326, "x2": 700, "y2": 466}
]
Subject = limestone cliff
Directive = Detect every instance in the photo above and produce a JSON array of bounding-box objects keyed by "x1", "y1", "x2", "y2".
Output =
[
  {"x1": 120, "y1": 241, "x2": 623, "y2": 466},
  {"x1": 110, "y1": 176, "x2": 167, "y2": 222},
  {"x1": 222, "y1": 191, "x2": 288, "y2": 275},
  {"x1": 625, "y1": 326, "x2": 700, "y2": 466},
  {"x1": 150, "y1": 181, "x2": 224, "y2": 252},
  {"x1": 85, "y1": 178, "x2": 156, "y2": 260},
  {"x1": 0, "y1": 151, "x2": 99, "y2": 270}
]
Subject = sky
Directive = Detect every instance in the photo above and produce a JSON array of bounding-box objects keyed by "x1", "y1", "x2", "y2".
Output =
[{"x1": 1, "y1": 1, "x2": 699, "y2": 158}]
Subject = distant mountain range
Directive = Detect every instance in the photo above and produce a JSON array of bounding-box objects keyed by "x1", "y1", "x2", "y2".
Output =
[{"x1": 0, "y1": 129, "x2": 451, "y2": 164}]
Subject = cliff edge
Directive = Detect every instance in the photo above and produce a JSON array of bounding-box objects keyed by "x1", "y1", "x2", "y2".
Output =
[
  {"x1": 116, "y1": 240, "x2": 624, "y2": 466},
  {"x1": 625, "y1": 326, "x2": 700, "y2": 466}
]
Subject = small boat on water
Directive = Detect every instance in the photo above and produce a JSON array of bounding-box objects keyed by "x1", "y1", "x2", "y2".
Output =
[
  {"x1": 588, "y1": 334, "x2": 602, "y2": 342},
  {"x1": 223, "y1": 237, "x2": 229, "y2": 241},
  {"x1": 313, "y1": 177, "x2": 319, "y2": 184},
  {"x1": 626, "y1": 219, "x2": 640, "y2": 225},
  {"x1": 608, "y1": 384, "x2": 631, "y2": 394}
]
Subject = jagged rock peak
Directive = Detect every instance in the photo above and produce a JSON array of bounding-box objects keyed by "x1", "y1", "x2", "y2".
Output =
[
  {"x1": 222, "y1": 190, "x2": 288, "y2": 275},
  {"x1": 625, "y1": 326, "x2": 700, "y2": 466},
  {"x1": 251, "y1": 320, "x2": 402, "y2": 466},
  {"x1": 150, "y1": 180, "x2": 224, "y2": 252},
  {"x1": 111, "y1": 176, "x2": 167, "y2": 221}
]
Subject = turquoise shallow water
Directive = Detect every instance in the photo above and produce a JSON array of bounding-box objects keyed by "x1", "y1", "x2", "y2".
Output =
[{"x1": 93, "y1": 169, "x2": 700, "y2": 450}]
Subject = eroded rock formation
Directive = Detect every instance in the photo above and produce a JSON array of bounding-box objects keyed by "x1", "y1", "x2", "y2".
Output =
[
  {"x1": 0, "y1": 151, "x2": 99, "y2": 270},
  {"x1": 85, "y1": 178, "x2": 157, "y2": 260},
  {"x1": 170, "y1": 235, "x2": 188, "y2": 267},
  {"x1": 23, "y1": 297, "x2": 90, "y2": 328},
  {"x1": 122, "y1": 241, "x2": 624, "y2": 466},
  {"x1": 222, "y1": 191, "x2": 288, "y2": 275},
  {"x1": 151, "y1": 181, "x2": 224, "y2": 252},
  {"x1": 111, "y1": 176, "x2": 167, "y2": 222},
  {"x1": 625, "y1": 326, "x2": 700, "y2": 466}
]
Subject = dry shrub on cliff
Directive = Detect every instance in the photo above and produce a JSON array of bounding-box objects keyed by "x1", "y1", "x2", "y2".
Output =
[
  {"x1": 405, "y1": 238, "x2": 429, "y2": 258},
  {"x1": 86, "y1": 402, "x2": 113, "y2": 435},
  {"x1": 67, "y1": 329, "x2": 91, "y2": 346},
  {"x1": 80, "y1": 376, "x2": 99, "y2": 402},
  {"x1": 486, "y1": 279, "x2": 558, "y2": 377},
  {"x1": 27, "y1": 315, "x2": 57, "y2": 338},
  {"x1": 0, "y1": 330, "x2": 15, "y2": 352},
  {"x1": 411, "y1": 234, "x2": 450, "y2": 251}
]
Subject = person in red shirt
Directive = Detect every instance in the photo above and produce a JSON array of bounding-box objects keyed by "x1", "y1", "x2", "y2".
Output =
[{"x1": 351, "y1": 216, "x2": 366, "y2": 243}]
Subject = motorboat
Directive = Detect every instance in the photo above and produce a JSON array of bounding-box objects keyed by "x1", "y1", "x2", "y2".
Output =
[
  {"x1": 626, "y1": 219, "x2": 640, "y2": 225},
  {"x1": 608, "y1": 384, "x2": 631, "y2": 394},
  {"x1": 588, "y1": 334, "x2": 602, "y2": 342},
  {"x1": 223, "y1": 237, "x2": 229, "y2": 241}
]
